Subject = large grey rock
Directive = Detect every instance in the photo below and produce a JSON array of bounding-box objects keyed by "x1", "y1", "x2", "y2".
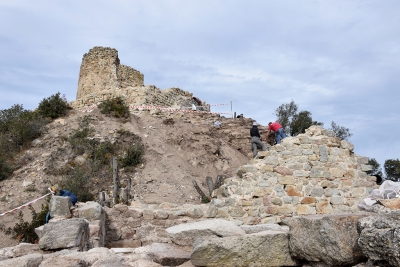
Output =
[
  {"x1": 78, "y1": 202, "x2": 103, "y2": 220},
  {"x1": 12, "y1": 243, "x2": 41, "y2": 258},
  {"x1": 49, "y1": 196, "x2": 72, "y2": 218},
  {"x1": 147, "y1": 243, "x2": 191, "y2": 266},
  {"x1": 358, "y1": 214, "x2": 400, "y2": 266},
  {"x1": 191, "y1": 230, "x2": 299, "y2": 267},
  {"x1": 39, "y1": 218, "x2": 90, "y2": 251},
  {"x1": 287, "y1": 214, "x2": 368, "y2": 266},
  {"x1": 166, "y1": 219, "x2": 246, "y2": 246},
  {"x1": 38, "y1": 257, "x2": 87, "y2": 267},
  {"x1": 240, "y1": 223, "x2": 288, "y2": 234},
  {"x1": 0, "y1": 253, "x2": 43, "y2": 267}
]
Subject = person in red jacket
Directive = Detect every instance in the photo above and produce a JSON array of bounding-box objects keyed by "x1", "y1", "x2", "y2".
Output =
[{"x1": 266, "y1": 122, "x2": 287, "y2": 144}]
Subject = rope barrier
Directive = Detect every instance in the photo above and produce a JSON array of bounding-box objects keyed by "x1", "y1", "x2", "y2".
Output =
[{"x1": 0, "y1": 188, "x2": 54, "y2": 217}]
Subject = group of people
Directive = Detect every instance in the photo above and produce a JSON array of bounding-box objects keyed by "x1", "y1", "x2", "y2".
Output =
[{"x1": 250, "y1": 121, "x2": 286, "y2": 157}]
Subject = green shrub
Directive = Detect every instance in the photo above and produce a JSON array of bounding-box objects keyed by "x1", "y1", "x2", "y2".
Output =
[
  {"x1": 4, "y1": 204, "x2": 48, "y2": 243},
  {"x1": 68, "y1": 116, "x2": 96, "y2": 155},
  {"x1": 92, "y1": 141, "x2": 115, "y2": 164},
  {"x1": 0, "y1": 157, "x2": 13, "y2": 181},
  {"x1": 98, "y1": 97, "x2": 130, "y2": 118},
  {"x1": 37, "y1": 92, "x2": 68, "y2": 119},
  {"x1": 0, "y1": 104, "x2": 46, "y2": 150},
  {"x1": 120, "y1": 144, "x2": 144, "y2": 168},
  {"x1": 59, "y1": 165, "x2": 95, "y2": 202}
]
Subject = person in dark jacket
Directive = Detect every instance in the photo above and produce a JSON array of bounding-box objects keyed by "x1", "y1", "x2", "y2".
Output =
[{"x1": 250, "y1": 122, "x2": 266, "y2": 158}]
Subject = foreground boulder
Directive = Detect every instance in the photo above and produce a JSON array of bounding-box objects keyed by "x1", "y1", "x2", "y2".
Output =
[
  {"x1": 165, "y1": 219, "x2": 245, "y2": 246},
  {"x1": 287, "y1": 214, "x2": 368, "y2": 266},
  {"x1": 39, "y1": 218, "x2": 90, "y2": 251},
  {"x1": 191, "y1": 229, "x2": 299, "y2": 267},
  {"x1": 358, "y1": 214, "x2": 400, "y2": 266},
  {"x1": 0, "y1": 253, "x2": 43, "y2": 267},
  {"x1": 147, "y1": 243, "x2": 191, "y2": 266}
]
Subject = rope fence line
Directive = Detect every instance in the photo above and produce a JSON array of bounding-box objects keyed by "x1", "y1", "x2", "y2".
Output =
[{"x1": 0, "y1": 188, "x2": 54, "y2": 217}]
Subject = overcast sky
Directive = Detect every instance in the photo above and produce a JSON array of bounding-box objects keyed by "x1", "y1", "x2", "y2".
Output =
[{"x1": 0, "y1": 0, "x2": 399, "y2": 169}]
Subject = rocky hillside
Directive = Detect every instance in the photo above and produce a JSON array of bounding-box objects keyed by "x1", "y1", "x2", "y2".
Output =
[{"x1": 0, "y1": 107, "x2": 259, "y2": 248}]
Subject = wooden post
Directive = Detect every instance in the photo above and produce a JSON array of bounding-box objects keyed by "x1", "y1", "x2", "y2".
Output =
[
  {"x1": 206, "y1": 176, "x2": 214, "y2": 196},
  {"x1": 112, "y1": 157, "x2": 118, "y2": 205},
  {"x1": 99, "y1": 192, "x2": 105, "y2": 206},
  {"x1": 215, "y1": 175, "x2": 223, "y2": 189},
  {"x1": 126, "y1": 178, "x2": 131, "y2": 205},
  {"x1": 234, "y1": 111, "x2": 236, "y2": 119},
  {"x1": 192, "y1": 180, "x2": 210, "y2": 202}
]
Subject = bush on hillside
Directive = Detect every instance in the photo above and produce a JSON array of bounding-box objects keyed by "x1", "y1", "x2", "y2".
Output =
[
  {"x1": 98, "y1": 97, "x2": 130, "y2": 118},
  {"x1": 120, "y1": 143, "x2": 144, "y2": 169},
  {"x1": 0, "y1": 157, "x2": 13, "y2": 181},
  {"x1": 68, "y1": 116, "x2": 96, "y2": 155},
  {"x1": 3, "y1": 204, "x2": 48, "y2": 243},
  {"x1": 0, "y1": 104, "x2": 46, "y2": 150},
  {"x1": 59, "y1": 165, "x2": 95, "y2": 202},
  {"x1": 37, "y1": 92, "x2": 68, "y2": 119}
]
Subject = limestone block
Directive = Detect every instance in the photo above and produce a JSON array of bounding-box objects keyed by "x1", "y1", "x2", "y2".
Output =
[
  {"x1": 243, "y1": 216, "x2": 261, "y2": 225},
  {"x1": 39, "y1": 218, "x2": 90, "y2": 251},
  {"x1": 341, "y1": 140, "x2": 354, "y2": 151},
  {"x1": 78, "y1": 201, "x2": 103, "y2": 220},
  {"x1": 360, "y1": 164, "x2": 373, "y2": 172},
  {"x1": 191, "y1": 230, "x2": 299, "y2": 267},
  {"x1": 143, "y1": 209, "x2": 154, "y2": 220},
  {"x1": 278, "y1": 175, "x2": 295, "y2": 185},
  {"x1": 301, "y1": 197, "x2": 316, "y2": 204},
  {"x1": 154, "y1": 210, "x2": 169, "y2": 219},
  {"x1": 310, "y1": 187, "x2": 324, "y2": 197},
  {"x1": 316, "y1": 200, "x2": 333, "y2": 214},
  {"x1": 288, "y1": 214, "x2": 367, "y2": 266},
  {"x1": 0, "y1": 253, "x2": 43, "y2": 267},
  {"x1": 330, "y1": 168, "x2": 345, "y2": 178},
  {"x1": 263, "y1": 156, "x2": 280, "y2": 166},
  {"x1": 330, "y1": 196, "x2": 345, "y2": 205},
  {"x1": 286, "y1": 185, "x2": 302, "y2": 197},
  {"x1": 293, "y1": 170, "x2": 310, "y2": 177},
  {"x1": 49, "y1": 196, "x2": 72, "y2": 218},
  {"x1": 207, "y1": 205, "x2": 218, "y2": 218},
  {"x1": 358, "y1": 214, "x2": 400, "y2": 267},
  {"x1": 166, "y1": 219, "x2": 245, "y2": 246},
  {"x1": 147, "y1": 243, "x2": 191, "y2": 266},
  {"x1": 296, "y1": 205, "x2": 317, "y2": 215},
  {"x1": 274, "y1": 166, "x2": 293, "y2": 175},
  {"x1": 228, "y1": 206, "x2": 246, "y2": 217}
]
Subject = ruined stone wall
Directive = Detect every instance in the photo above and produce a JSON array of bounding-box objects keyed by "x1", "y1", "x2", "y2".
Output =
[
  {"x1": 209, "y1": 126, "x2": 377, "y2": 224},
  {"x1": 72, "y1": 46, "x2": 208, "y2": 111}
]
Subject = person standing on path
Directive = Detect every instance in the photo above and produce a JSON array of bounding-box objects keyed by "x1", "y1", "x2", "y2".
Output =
[
  {"x1": 267, "y1": 121, "x2": 286, "y2": 144},
  {"x1": 250, "y1": 122, "x2": 266, "y2": 157}
]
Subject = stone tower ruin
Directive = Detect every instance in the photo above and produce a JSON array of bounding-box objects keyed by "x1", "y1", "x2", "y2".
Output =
[{"x1": 72, "y1": 46, "x2": 208, "y2": 111}]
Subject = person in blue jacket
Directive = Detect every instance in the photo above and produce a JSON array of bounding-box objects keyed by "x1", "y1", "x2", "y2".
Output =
[{"x1": 46, "y1": 189, "x2": 78, "y2": 223}]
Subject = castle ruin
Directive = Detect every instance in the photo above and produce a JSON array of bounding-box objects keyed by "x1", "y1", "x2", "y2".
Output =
[{"x1": 72, "y1": 46, "x2": 208, "y2": 111}]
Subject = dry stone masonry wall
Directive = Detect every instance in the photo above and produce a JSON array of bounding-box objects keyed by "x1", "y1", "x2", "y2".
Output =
[
  {"x1": 72, "y1": 46, "x2": 209, "y2": 111},
  {"x1": 209, "y1": 126, "x2": 377, "y2": 224}
]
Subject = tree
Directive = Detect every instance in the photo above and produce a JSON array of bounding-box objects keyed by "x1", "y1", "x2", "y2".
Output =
[
  {"x1": 37, "y1": 92, "x2": 68, "y2": 119},
  {"x1": 274, "y1": 100, "x2": 323, "y2": 136},
  {"x1": 329, "y1": 121, "x2": 353, "y2": 140},
  {"x1": 384, "y1": 159, "x2": 400, "y2": 181},
  {"x1": 366, "y1": 158, "x2": 383, "y2": 177},
  {"x1": 274, "y1": 100, "x2": 298, "y2": 134},
  {"x1": 290, "y1": 110, "x2": 324, "y2": 136}
]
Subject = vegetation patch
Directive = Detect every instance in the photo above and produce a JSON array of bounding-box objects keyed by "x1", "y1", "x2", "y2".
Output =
[
  {"x1": 37, "y1": 92, "x2": 68, "y2": 119},
  {"x1": 3, "y1": 204, "x2": 48, "y2": 244},
  {"x1": 98, "y1": 97, "x2": 130, "y2": 119}
]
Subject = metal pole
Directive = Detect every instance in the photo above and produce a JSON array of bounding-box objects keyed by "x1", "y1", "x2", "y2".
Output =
[{"x1": 230, "y1": 101, "x2": 233, "y2": 118}]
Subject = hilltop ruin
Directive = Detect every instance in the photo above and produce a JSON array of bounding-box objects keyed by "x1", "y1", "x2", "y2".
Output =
[{"x1": 71, "y1": 46, "x2": 209, "y2": 111}]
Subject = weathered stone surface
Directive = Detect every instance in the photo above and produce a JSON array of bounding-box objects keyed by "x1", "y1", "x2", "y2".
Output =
[
  {"x1": 147, "y1": 243, "x2": 191, "y2": 266},
  {"x1": 287, "y1": 214, "x2": 368, "y2": 266},
  {"x1": 240, "y1": 223, "x2": 288, "y2": 234},
  {"x1": 0, "y1": 253, "x2": 43, "y2": 267},
  {"x1": 358, "y1": 214, "x2": 400, "y2": 267},
  {"x1": 49, "y1": 196, "x2": 72, "y2": 218},
  {"x1": 39, "y1": 218, "x2": 90, "y2": 251},
  {"x1": 377, "y1": 198, "x2": 400, "y2": 210},
  {"x1": 78, "y1": 201, "x2": 103, "y2": 220},
  {"x1": 166, "y1": 219, "x2": 245, "y2": 246},
  {"x1": 274, "y1": 166, "x2": 293, "y2": 176},
  {"x1": 191, "y1": 230, "x2": 299, "y2": 267}
]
